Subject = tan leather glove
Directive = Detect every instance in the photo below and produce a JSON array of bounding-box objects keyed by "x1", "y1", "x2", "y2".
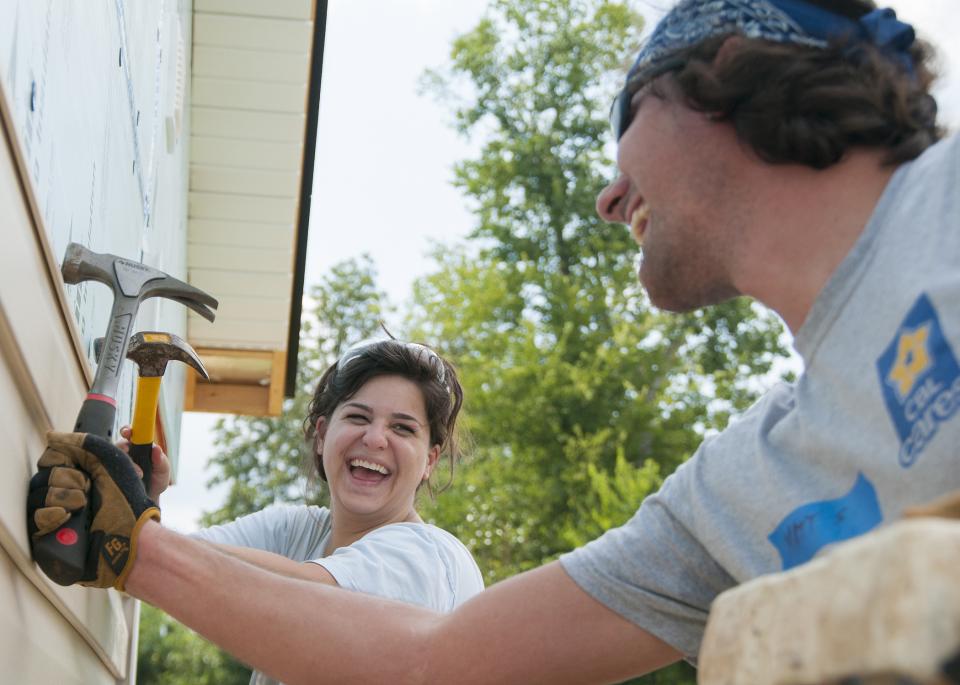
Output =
[{"x1": 28, "y1": 432, "x2": 160, "y2": 590}]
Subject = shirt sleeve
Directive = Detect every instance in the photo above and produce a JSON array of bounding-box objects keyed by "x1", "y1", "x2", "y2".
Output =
[
  {"x1": 309, "y1": 523, "x2": 484, "y2": 613},
  {"x1": 559, "y1": 458, "x2": 737, "y2": 660},
  {"x1": 190, "y1": 504, "x2": 329, "y2": 560}
]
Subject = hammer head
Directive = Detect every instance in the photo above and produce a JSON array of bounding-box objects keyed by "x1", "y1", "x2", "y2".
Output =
[
  {"x1": 62, "y1": 242, "x2": 218, "y2": 322},
  {"x1": 61, "y1": 242, "x2": 217, "y2": 401},
  {"x1": 127, "y1": 331, "x2": 209, "y2": 379}
]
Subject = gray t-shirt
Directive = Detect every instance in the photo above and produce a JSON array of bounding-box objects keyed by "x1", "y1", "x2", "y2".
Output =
[
  {"x1": 192, "y1": 504, "x2": 484, "y2": 684},
  {"x1": 560, "y1": 133, "x2": 960, "y2": 659}
]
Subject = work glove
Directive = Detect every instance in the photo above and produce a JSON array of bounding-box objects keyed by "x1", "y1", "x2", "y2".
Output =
[{"x1": 27, "y1": 431, "x2": 160, "y2": 590}]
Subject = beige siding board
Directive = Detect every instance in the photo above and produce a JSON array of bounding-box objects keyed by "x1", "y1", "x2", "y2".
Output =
[
  {"x1": 189, "y1": 242, "x2": 292, "y2": 272},
  {"x1": 0, "y1": 545, "x2": 116, "y2": 685},
  {"x1": 188, "y1": 317, "x2": 288, "y2": 348},
  {"x1": 190, "y1": 136, "x2": 302, "y2": 170},
  {"x1": 0, "y1": 103, "x2": 133, "y2": 678},
  {"x1": 0, "y1": 193, "x2": 86, "y2": 430},
  {"x1": 192, "y1": 76, "x2": 307, "y2": 113},
  {"x1": 189, "y1": 191, "x2": 297, "y2": 224},
  {"x1": 195, "y1": 0, "x2": 313, "y2": 20},
  {"x1": 0, "y1": 234, "x2": 86, "y2": 424},
  {"x1": 190, "y1": 165, "x2": 299, "y2": 197},
  {"x1": 190, "y1": 268, "x2": 292, "y2": 298},
  {"x1": 189, "y1": 218, "x2": 295, "y2": 248},
  {"x1": 191, "y1": 108, "x2": 305, "y2": 143},
  {"x1": 189, "y1": 313, "x2": 289, "y2": 338},
  {"x1": 193, "y1": 46, "x2": 309, "y2": 84},
  {"x1": 188, "y1": 284, "x2": 289, "y2": 320},
  {"x1": 193, "y1": 13, "x2": 311, "y2": 52},
  {"x1": 188, "y1": 294, "x2": 289, "y2": 323},
  {"x1": 0, "y1": 347, "x2": 131, "y2": 681},
  {"x1": 0, "y1": 101, "x2": 87, "y2": 447}
]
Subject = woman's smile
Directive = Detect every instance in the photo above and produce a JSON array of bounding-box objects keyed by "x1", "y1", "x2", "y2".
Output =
[
  {"x1": 319, "y1": 374, "x2": 439, "y2": 522},
  {"x1": 346, "y1": 458, "x2": 391, "y2": 485}
]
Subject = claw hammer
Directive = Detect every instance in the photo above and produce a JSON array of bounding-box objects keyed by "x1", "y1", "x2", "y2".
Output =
[
  {"x1": 31, "y1": 243, "x2": 217, "y2": 586},
  {"x1": 125, "y1": 331, "x2": 208, "y2": 489},
  {"x1": 93, "y1": 331, "x2": 210, "y2": 489}
]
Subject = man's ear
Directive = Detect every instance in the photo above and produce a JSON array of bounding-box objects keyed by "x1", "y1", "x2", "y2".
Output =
[
  {"x1": 714, "y1": 35, "x2": 748, "y2": 69},
  {"x1": 423, "y1": 444, "x2": 441, "y2": 480}
]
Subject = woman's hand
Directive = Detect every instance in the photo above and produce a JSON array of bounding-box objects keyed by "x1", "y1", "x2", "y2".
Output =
[{"x1": 116, "y1": 425, "x2": 172, "y2": 502}]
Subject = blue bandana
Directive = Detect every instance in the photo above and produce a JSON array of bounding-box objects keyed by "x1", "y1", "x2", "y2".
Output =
[{"x1": 611, "y1": 0, "x2": 916, "y2": 139}]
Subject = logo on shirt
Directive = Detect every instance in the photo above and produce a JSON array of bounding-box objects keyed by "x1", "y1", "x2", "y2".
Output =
[
  {"x1": 876, "y1": 294, "x2": 960, "y2": 468},
  {"x1": 768, "y1": 473, "x2": 882, "y2": 571}
]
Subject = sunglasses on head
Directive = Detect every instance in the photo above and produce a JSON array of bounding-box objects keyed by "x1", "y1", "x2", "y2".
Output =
[{"x1": 337, "y1": 338, "x2": 447, "y2": 385}]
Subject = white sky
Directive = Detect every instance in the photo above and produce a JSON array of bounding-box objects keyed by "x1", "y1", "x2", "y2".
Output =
[{"x1": 167, "y1": 0, "x2": 960, "y2": 533}]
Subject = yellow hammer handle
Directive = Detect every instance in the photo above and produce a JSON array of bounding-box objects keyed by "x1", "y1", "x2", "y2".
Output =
[{"x1": 131, "y1": 376, "x2": 161, "y2": 445}]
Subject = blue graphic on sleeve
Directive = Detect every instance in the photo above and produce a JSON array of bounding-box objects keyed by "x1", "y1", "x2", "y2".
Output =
[
  {"x1": 768, "y1": 473, "x2": 882, "y2": 570},
  {"x1": 876, "y1": 294, "x2": 960, "y2": 468}
]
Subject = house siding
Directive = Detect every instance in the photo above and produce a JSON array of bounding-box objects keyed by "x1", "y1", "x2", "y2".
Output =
[{"x1": 0, "y1": 1, "x2": 194, "y2": 682}]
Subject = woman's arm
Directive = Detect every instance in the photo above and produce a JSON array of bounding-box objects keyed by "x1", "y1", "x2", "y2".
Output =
[
  {"x1": 206, "y1": 540, "x2": 338, "y2": 585},
  {"x1": 127, "y1": 521, "x2": 681, "y2": 685}
]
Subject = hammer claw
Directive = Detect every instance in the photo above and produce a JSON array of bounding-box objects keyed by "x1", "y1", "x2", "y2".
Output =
[
  {"x1": 143, "y1": 279, "x2": 219, "y2": 322},
  {"x1": 166, "y1": 294, "x2": 218, "y2": 322}
]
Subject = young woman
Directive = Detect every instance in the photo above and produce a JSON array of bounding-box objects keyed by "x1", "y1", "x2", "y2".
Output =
[{"x1": 130, "y1": 338, "x2": 483, "y2": 684}]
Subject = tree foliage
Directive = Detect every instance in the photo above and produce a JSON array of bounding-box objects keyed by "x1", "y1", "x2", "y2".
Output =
[
  {"x1": 142, "y1": 2, "x2": 792, "y2": 683},
  {"x1": 137, "y1": 605, "x2": 251, "y2": 684},
  {"x1": 412, "y1": 2, "x2": 790, "y2": 681},
  {"x1": 411, "y1": 0, "x2": 787, "y2": 576}
]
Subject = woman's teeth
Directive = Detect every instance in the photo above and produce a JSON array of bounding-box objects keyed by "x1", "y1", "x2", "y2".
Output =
[
  {"x1": 630, "y1": 206, "x2": 650, "y2": 246},
  {"x1": 349, "y1": 458, "x2": 389, "y2": 475}
]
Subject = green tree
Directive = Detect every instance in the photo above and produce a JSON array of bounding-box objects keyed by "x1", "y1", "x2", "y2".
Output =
[
  {"x1": 412, "y1": 1, "x2": 791, "y2": 682},
  {"x1": 137, "y1": 605, "x2": 251, "y2": 684},
  {"x1": 413, "y1": 0, "x2": 786, "y2": 570}
]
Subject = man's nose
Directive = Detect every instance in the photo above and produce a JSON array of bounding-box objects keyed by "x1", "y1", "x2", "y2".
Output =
[{"x1": 596, "y1": 174, "x2": 630, "y2": 223}]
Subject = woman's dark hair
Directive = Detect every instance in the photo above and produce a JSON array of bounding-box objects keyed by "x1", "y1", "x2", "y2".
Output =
[
  {"x1": 664, "y1": 0, "x2": 943, "y2": 168},
  {"x1": 303, "y1": 339, "x2": 465, "y2": 496}
]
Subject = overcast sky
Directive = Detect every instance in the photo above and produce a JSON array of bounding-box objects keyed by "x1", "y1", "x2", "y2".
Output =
[
  {"x1": 168, "y1": 0, "x2": 960, "y2": 533},
  {"x1": 304, "y1": 0, "x2": 960, "y2": 307}
]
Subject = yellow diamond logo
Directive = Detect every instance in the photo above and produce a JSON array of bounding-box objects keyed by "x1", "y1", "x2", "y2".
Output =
[{"x1": 888, "y1": 323, "x2": 932, "y2": 399}]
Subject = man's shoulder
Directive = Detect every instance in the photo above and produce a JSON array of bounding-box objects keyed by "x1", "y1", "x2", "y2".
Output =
[
  {"x1": 901, "y1": 133, "x2": 960, "y2": 181},
  {"x1": 711, "y1": 381, "x2": 796, "y2": 443},
  {"x1": 667, "y1": 381, "x2": 798, "y2": 493}
]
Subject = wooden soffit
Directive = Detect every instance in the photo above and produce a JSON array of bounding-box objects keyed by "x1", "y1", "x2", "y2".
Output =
[{"x1": 185, "y1": 0, "x2": 326, "y2": 415}]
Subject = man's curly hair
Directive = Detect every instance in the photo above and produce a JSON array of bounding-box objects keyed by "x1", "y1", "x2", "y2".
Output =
[{"x1": 666, "y1": 0, "x2": 943, "y2": 168}]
